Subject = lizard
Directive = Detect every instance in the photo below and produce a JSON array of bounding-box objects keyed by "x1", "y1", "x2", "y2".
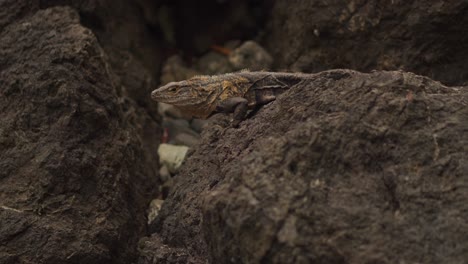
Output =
[{"x1": 151, "y1": 71, "x2": 309, "y2": 127}]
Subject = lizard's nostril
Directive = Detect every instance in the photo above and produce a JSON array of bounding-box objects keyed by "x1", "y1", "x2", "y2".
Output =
[{"x1": 151, "y1": 90, "x2": 160, "y2": 99}]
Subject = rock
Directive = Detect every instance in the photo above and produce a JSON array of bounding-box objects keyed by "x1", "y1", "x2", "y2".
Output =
[
  {"x1": 190, "y1": 119, "x2": 209, "y2": 133},
  {"x1": 196, "y1": 51, "x2": 234, "y2": 74},
  {"x1": 159, "y1": 165, "x2": 171, "y2": 183},
  {"x1": 147, "y1": 199, "x2": 165, "y2": 224},
  {"x1": 158, "y1": 144, "x2": 190, "y2": 174},
  {"x1": 138, "y1": 236, "x2": 200, "y2": 264},
  {"x1": 174, "y1": 133, "x2": 200, "y2": 148},
  {"x1": 158, "y1": 102, "x2": 185, "y2": 119},
  {"x1": 142, "y1": 70, "x2": 468, "y2": 263},
  {"x1": 0, "y1": 5, "x2": 159, "y2": 264},
  {"x1": 163, "y1": 118, "x2": 192, "y2": 131},
  {"x1": 160, "y1": 55, "x2": 199, "y2": 85},
  {"x1": 264, "y1": 0, "x2": 468, "y2": 85},
  {"x1": 161, "y1": 177, "x2": 174, "y2": 200},
  {"x1": 228, "y1": 40, "x2": 273, "y2": 70},
  {"x1": 162, "y1": 118, "x2": 200, "y2": 144}
]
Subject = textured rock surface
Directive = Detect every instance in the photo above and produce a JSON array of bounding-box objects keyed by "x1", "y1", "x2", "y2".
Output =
[
  {"x1": 264, "y1": 0, "x2": 468, "y2": 85},
  {"x1": 0, "y1": 5, "x2": 159, "y2": 264},
  {"x1": 144, "y1": 70, "x2": 467, "y2": 263},
  {"x1": 40, "y1": 0, "x2": 163, "y2": 174}
]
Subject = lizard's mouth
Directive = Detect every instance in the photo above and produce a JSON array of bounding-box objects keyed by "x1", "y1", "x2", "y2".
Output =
[
  {"x1": 151, "y1": 89, "x2": 205, "y2": 106},
  {"x1": 168, "y1": 97, "x2": 205, "y2": 106}
]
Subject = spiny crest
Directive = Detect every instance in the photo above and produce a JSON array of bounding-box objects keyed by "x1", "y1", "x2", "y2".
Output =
[{"x1": 191, "y1": 69, "x2": 251, "y2": 80}]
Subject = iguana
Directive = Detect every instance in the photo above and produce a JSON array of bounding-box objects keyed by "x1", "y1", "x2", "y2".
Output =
[{"x1": 151, "y1": 71, "x2": 308, "y2": 127}]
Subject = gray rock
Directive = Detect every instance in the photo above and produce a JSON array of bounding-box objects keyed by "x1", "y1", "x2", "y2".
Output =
[
  {"x1": 190, "y1": 118, "x2": 209, "y2": 133},
  {"x1": 157, "y1": 143, "x2": 189, "y2": 173},
  {"x1": 147, "y1": 199, "x2": 165, "y2": 224},
  {"x1": 174, "y1": 132, "x2": 200, "y2": 147},
  {"x1": 158, "y1": 102, "x2": 185, "y2": 119},
  {"x1": 163, "y1": 118, "x2": 200, "y2": 145},
  {"x1": 162, "y1": 118, "x2": 191, "y2": 130},
  {"x1": 196, "y1": 51, "x2": 234, "y2": 74},
  {"x1": 159, "y1": 165, "x2": 171, "y2": 183},
  {"x1": 160, "y1": 55, "x2": 199, "y2": 85},
  {"x1": 228, "y1": 40, "x2": 273, "y2": 70}
]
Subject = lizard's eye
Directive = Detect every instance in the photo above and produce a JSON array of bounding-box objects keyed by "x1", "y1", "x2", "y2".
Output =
[{"x1": 169, "y1": 87, "x2": 177, "y2": 92}]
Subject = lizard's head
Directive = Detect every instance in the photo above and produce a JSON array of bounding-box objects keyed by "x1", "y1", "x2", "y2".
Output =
[
  {"x1": 151, "y1": 77, "x2": 219, "y2": 105},
  {"x1": 151, "y1": 76, "x2": 222, "y2": 118}
]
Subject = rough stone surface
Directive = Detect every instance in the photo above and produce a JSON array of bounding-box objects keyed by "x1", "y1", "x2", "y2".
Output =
[
  {"x1": 40, "y1": 0, "x2": 163, "y2": 81},
  {"x1": 39, "y1": 0, "x2": 163, "y2": 172},
  {"x1": 0, "y1": 5, "x2": 159, "y2": 264},
  {"x1": 264, "y1": 0, "x2": 468, "y2": 85},
  {"x1": 143, "y1": 70, "x2": 467, "y2": 263}
]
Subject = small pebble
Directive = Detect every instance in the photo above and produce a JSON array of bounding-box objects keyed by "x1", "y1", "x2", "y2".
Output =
[
  {"x1": 158, "y1": 143, "x2": 189, "y2": 173},
  {"x1": 228, "y1": 40, "x2": 273, "y2": 70},
  {"x1": 196, "y1": 51, "x2": 233, "y2": 74},
  {"x1": 174, "y1": 132, "x2": 200, "y2": 147},
  {"x1": 159, "y1": 165, "x2": 171, "y2": 183},
  {"x1": 147, "y1": 199, "x2": 165, "y2": 224},
  {"x1": 163, "y1": 118, "x2": 191, "y2": 129},
  {"x1": 160, "y1": 55, "x2": 199, "y2": 84},
  {"x1": 190, "y1": 118, "x2": 209, "y2": 133},
  {"x1": 163, "y1": 118, "x2": 200, "y2": 144},
  {"x1": 158, "y1": 103, "x2": 185, "y2": 119},
  {"x1": 161, "y1": 177, "x2": 174, "y2": 199}
]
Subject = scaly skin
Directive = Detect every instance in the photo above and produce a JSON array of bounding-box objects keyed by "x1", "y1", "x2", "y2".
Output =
[{"x1": 151, "y1": 71, "x2": 307, "y2": 125}]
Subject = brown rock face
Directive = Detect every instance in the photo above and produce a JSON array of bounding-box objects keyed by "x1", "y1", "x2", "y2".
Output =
[
  {"x1": 0, "y1": 5, "x2": 159, "y2": 264},
  {"x1": 264, "y1": 0, "x2": 468, "y2": 86},
  {"x1": 144, "y1": 70, "x2": 467, "y2": 263}
]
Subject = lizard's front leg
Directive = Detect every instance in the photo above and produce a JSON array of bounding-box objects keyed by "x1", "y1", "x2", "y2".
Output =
[{"x1": 216, "y1": 97, "x2": 249, "y2": 127}]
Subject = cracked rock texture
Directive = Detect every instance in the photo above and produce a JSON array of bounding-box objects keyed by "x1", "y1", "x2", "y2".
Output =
[
  {"x1": 143, "y1": 70, "x2": 467, "y2": 264},
  {"x1": 0, "y1": 5, "x2": 159, "y2": 264}
]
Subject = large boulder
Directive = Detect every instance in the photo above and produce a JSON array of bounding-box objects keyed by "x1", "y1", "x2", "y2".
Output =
[
  {"x1": 141, "y1": 70, "x2": 467, "y2": 263},
  {"x1": 0, "y1": 5, "x2": 159, "y2": 264},
  {"x1": 264, "y1": 0, "x2": 468, "y2": 85}
]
